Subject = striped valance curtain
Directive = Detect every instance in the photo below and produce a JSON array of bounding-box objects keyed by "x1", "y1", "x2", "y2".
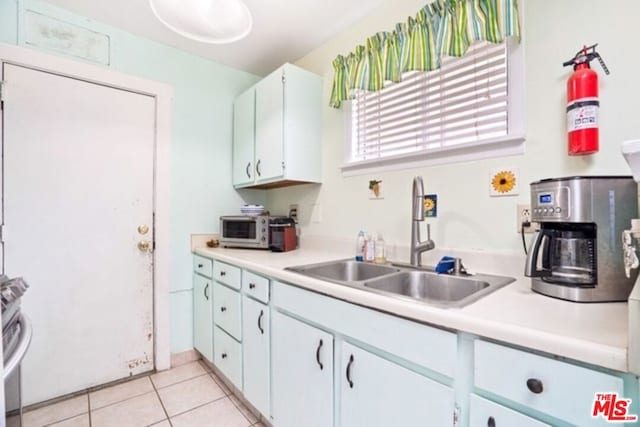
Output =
[{"x1": 329, "y1": 0, "x2": 521, "y2": 108}]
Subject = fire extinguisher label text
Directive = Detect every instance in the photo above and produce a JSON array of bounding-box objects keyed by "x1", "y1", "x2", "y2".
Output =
[{"x1": 567, "y1": 104, "x2": 599, "y2": 132}]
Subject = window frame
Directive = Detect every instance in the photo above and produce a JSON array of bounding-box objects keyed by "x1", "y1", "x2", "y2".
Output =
[{"x1": 341, "y1": 37, "x2": 525, "y2": 176}]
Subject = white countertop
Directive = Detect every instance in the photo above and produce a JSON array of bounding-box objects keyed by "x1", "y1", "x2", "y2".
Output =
[{"x1": 194, "y1": 246, "x2": 628, "y2": 372}]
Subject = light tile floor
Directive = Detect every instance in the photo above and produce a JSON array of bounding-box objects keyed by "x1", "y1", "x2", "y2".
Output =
[{"x1": 8, "y1": 361, "x2": 267, "y2": 427}]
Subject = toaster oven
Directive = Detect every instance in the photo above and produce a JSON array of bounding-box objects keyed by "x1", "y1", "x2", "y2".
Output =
[{"x1": 220, "y1": 215, "x2": 270, "y2": 249}]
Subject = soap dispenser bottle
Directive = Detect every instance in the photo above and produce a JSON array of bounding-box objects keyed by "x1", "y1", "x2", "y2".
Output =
[
  {"x1": 374, "y1": 233, "x2": 386, "y2": 264},
  {"x1": 355, "y1": 231, "x2": 366, "y2": 262}
]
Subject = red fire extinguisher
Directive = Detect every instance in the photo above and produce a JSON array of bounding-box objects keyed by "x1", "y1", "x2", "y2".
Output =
[{"x1": 562, "y1": 44, "x2": 609, "y2": 155}]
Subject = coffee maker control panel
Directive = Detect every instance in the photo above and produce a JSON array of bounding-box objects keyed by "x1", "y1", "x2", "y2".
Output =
[{"x1": 531, "y1": 186, "x2": 570, "y2": 222}]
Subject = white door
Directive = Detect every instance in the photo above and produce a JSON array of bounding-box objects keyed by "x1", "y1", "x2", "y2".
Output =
[{"x1": 1, "y1": 63, "x2": 155, "y2": 405}]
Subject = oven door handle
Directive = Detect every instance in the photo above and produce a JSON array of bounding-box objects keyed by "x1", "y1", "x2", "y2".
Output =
[
  {"x1": 4, "y1": 313, "x2": 33, "y2": 380},
  {"x1": 524, "y1": 231, "x2": 550, "y2": 278}
]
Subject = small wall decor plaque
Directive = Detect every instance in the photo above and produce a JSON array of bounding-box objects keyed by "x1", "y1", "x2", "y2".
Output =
[
  {"x1": 369, "y1": 180, "x2": 383, "y2": 199},
  {"x1": 424, "y1": 194, "x2": 437, "y2": 217},
  {"x1": 489, "y1": 168, "x2": 519, "y2": 197}
]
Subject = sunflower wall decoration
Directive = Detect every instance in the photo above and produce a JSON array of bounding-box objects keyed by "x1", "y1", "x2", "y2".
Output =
[
  {"x1": 489, "y1": 168, "x2": 519, "y2": 197},
  {"x1": 423, "y1": 194, "x2": 438, "y2": 217}
]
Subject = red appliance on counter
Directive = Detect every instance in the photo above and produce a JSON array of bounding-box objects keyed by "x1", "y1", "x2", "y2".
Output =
[{"x1": 269, "y1": 217, "x2": 297, "y2": 252}]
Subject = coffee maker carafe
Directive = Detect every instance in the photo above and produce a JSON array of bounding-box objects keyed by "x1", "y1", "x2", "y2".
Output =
[{"x1": 525, "y1": 176, "x2": 638, "y2": 302}]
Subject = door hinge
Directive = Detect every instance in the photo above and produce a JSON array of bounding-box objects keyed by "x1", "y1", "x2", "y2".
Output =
[
  {"x1": 281, "y1": 71, "x2": 286, "y2": 84},
  {"x1": 452, "y1": 406, "x2": 460, "y2": 427},
  {"x1": 0, "y1": 224, "x2": 4, "y2": 244},
  {"x1": 282, "y1": 161, "x2": 285, "y2": 171}
]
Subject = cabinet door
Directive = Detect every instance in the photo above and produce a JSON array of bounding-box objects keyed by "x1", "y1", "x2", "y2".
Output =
[
  {"x1": 255, "y1": 68, "x2": 284, "y2": 183},
  {"x1": 232, "y1": 87, "x2": 255, "y2": 187},
  {"x1": 193, "y1": 274, "x2": 213, "y2": 362},
  {"x1": 340, "y1": 342, "x2": 455, "y2": 427},
  {"x1": 242, "y1": 296, "x2": 270, "y2": 418},
  {"x1": 272, "y1": 311, "x2": 333, "y2": 427}
]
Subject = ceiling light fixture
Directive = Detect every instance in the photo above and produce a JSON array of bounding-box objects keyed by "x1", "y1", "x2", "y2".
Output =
[{"x1": 149, "y1": 0, "x2": 253, "y2": 44}]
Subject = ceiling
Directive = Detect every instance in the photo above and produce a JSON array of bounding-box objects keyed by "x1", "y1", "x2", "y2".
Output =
[{"x1": 41, "y1": 0, "x2": 385, "y2": 76}]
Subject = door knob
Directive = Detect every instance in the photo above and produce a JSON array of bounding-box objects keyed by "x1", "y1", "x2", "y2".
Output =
[
  {"x1": 138, "y1": 241, "x2": 150, "y2": 252},
  {"x1": 138, "y1": 225, "x2": 149, "y2": 235}
]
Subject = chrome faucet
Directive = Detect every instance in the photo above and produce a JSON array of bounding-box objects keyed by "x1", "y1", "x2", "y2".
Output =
[{"x1": 410, "y1": 176, "x2": 435, "y2": 266}]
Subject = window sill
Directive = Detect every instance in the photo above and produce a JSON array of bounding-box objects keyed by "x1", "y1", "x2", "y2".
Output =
[{"x1": 340, "y1": 135, "x2": 525, "y2": 177}]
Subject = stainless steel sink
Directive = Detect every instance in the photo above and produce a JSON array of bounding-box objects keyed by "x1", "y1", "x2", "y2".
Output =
[
  {"x1": 285, "y1": 259, "x2": 515, "y2": 308},
  {"x1": 286, "y1": 260, "x2": 400, "y2": 283}
]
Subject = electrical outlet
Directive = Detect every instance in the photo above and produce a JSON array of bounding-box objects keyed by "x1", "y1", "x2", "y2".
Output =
[
  {"x1": 517, "y1": 204, "x2": 538, "y2": 233},
  {"x1": 289, "y1": 204, "x2": 298, "y2": 221}
]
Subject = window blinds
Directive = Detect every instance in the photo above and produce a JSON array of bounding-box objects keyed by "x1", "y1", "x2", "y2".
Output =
[{"x1": 350, "y1": 41, "x2": 508, "y2": 162}]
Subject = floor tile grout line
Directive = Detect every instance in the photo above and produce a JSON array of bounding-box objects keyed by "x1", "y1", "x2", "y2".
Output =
[
  {"x1": 40, "y1": 393, "x2": 90, "y2": 427},
  {"x1": 88, "y1": 383, "x2": 155, "y2": 414},
  {"x1": 227, "y1": 394, "x2": 258, "y2": 425},
  {"x1": 87, "y1": 393, "x2": 92, "y2": 427},
  {"x1": 208, "y1": 373, "x2": 230, "y2": 396},
  {"x1": 152, "y1": 370, "x2": 210, "y2": 391},
  {"x1": 149, "y1": 373, "x2": 173, "y2": 427},
  {"x1": 166, "y1": 394, "x2": 228, "y2": 420}
]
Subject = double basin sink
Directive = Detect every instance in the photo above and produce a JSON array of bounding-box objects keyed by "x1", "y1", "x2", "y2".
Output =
[{"x1": 285, "y1": 259, "x2": 515, "y2": 308}]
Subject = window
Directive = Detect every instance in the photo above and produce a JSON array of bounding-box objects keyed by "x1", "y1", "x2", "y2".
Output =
[{"x1": 343, "y1": 40, "x2": 524, "y2": 174}]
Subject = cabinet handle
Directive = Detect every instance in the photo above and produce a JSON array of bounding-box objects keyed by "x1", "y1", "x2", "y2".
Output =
[
  {"x1": 198, "y1": 263, "x2": 203, "y2": 268},
  {"x1": 315, "y1": 339, "x2": 324, "y2": 370},
  {"x1": 526, "y1": 378, "x2": 544, "y2": 394},
  {"x1": 245, "y1": 162, "x2": 251, "y2": 179},
  {"x1": 221, "y1": 353, "x2": 227, "y2": 359},
  {"x1": 204, "y1": 283, "x2": 209, "y2": 301},
  {"x1": 220, "y1": 271, "x2": 226, "y2": 277},
  {"x1": 256, "y1": 159, "x2": 262, "y2": 177},
  {"x1": 249, "y1": 283, "x2": 256, "y2": 289},
  {"x1": 257, "y1": 310, "x2": 264, "y2": 334},
  {"x1": 220, "y1": 306, "x2": 227, "y2": 312},
  {"x1": 346, "y1": 354, "x2": 354, "y2": 388},
  {"x1": 487, "y1": 416, "x2": 496, "y2": 427}
]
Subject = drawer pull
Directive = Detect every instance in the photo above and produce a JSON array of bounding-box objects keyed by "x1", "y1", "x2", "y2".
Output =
[
  {"x1": 220, "y1": 307, "x2": 227, "y2": 312},
  {"x1": 221, "y1": 353, "x2": 227, "y2": 359},
  {"x1": 346, "y1": 354, "x2": 354, "y2": 388},
  {"x1": 198, "y1": 263, "x2": 204, "y2": 268},
  {"x1": 315, "y1": 339, "x2": 324, "y2": 370},
  {"x1": 487, "y1": 416, "x2": 496, "y2": 427},
  {"x1": 256, "y1": 159, "x2": 262, "y2": 177},
  {"x1": 526, "y1": 378, "x2": 544, "y2": 394},
  {"x1": 204, "y1": 283, "x2": 209, "y2": 301},
  {"x1": 246, "y1": 162, "x2": 251, "y2": 179},
  {"x1": 258, "y1": 310, "x2": 264, "y2": 334},
  {"x1": 249, "y1": 283, "x2": 256, "y2": 289},
  {"x1": 220, "y1": 271, "x2": 227, "y2": 277}
]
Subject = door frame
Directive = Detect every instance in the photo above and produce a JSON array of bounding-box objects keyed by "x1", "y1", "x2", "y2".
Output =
[{"x1": 0, "y1": 43, "x2": 172, "y2": 371}]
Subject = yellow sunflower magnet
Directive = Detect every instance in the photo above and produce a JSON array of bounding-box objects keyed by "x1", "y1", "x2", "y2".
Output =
[{"x1": 489, "y1": 168, "x2": 519, "y2": 197}]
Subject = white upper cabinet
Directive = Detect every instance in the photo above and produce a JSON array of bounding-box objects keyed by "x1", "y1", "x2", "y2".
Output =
[
  {"x1": 232, "y1": 87, "x2": 255, "y2": 187},
  {"x1": 232, "y1": 63, "x2": 322, "y2": 189}
]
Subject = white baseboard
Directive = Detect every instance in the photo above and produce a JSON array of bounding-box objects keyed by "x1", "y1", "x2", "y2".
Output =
[{"x1": 170, "y1": 349, "x2": 200, "y2": 368}]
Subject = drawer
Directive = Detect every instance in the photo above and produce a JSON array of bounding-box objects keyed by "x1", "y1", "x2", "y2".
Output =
[
  {"x1": 214, "y1": 326, "x2": 243, "y2": 391},
  {"x1": 213, "y1": 261, "x2": 241, "y2": 289},
  {"x1": 470, "y1": 394, "x2": 550, "y2": 427},
  {"x1": 213, "y1": 282, "x2": 242, "y2": 340},
  {"x1": 242, "y1": 270, "x2": 269, "y2": 303},
  {"x1": 273, "y1": 281, "x2": 457, "y2": 377},
  {"x1": 474, "y1": 340, "x2": 624, "y2": 426},
  {"x1": 193, "y1": 254, "x2": 213, "y2": 278}
]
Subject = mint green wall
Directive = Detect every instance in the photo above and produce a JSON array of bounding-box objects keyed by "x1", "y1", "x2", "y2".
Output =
[{"x1": 0, "y1": 0, "x2": 262, "y2": 353}]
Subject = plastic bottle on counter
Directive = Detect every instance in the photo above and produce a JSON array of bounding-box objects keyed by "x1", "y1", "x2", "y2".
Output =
[
  {"x1": 365, "y1": 233, "x2": 375, "y2": 262},
  {"x1": 355, "y1": 231, "x2": 366, "y2": 262},
  {"x1": 374, "y1": 233, "x2": 386, "y2": 264}
]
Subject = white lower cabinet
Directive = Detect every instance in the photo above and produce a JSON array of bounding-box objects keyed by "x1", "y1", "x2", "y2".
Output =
[
  {"x1": 470, "y1": 394, "x2": 550, "y2": 427},
  {"x1": 242, "y1": 295, "x2": 270, "y2": 418},
  {"x1": 272, "y1": 310, "x2": 334, "y2": 427},
  {"x1": 214, "y1": 326, "x2": 243, "y2": 390},
  {"x1": 193, "y1": 273, "x2": 213, "y2": 362},
  {"x1": 340, "y1": 342, "x2": 455, "y2": 427}
]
